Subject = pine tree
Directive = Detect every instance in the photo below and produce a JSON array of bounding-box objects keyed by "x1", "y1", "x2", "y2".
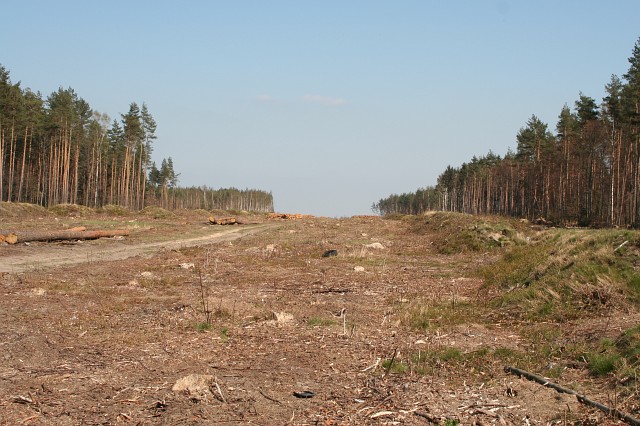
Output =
[
  {"x1": 121, "y1": 103, "x2": 144, "y2": 208},
  {"x1": 140, "y1": 103, "x2": 157, "y2": 208},
  {"x1": 516, "y1": 115, "x2": 555, "y2": 162}
]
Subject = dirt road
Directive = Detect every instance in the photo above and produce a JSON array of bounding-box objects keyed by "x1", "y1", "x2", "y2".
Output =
[{"x1": 0, "y1": 223, "x2": 278, "y2": 273}]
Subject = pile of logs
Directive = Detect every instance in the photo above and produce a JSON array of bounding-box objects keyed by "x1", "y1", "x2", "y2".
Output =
[
  {"x1": 267, "y1": 213, "x2": 314, "y2": 220},
  {"x1": 1, "y1": 227, "x2": 130, "y2": 244},
  {"x1": 208, "y1": 216, "x2": 239, "y2": 225}
]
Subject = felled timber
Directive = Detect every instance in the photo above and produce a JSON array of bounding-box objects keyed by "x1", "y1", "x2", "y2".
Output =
[
  {"x1": 267, "y1": 213, "x2": 314, "y2": 220},
  {"x1": 1, "y1": 229, "x2": 130, "y2": 244},
  {"x1": 208, "y1": 216, "x2": 239, "y2": 225},
  {"x1": 505, "y1": 366, "x2": 640, "y2": 425}
]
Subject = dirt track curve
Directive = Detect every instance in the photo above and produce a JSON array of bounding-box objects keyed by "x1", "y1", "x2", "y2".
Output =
[{"x1": 0, "y1": 223, "x2": 278, "y2": 273}]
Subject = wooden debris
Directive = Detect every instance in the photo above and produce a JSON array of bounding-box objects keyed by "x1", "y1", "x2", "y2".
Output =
[
  {"x1": 505, "y1": 366, "x2": 640, "y2": 426},
  {"x1": 312, "y1": 288, "x2": 352, "y2": 294},
  {"x1": 259, "y1": 389, "x2": 283, "y2": 405},
  {"x1": 208, "y1": 216, "x2": 238, "y2": 225},
  {"x1": 614, "y1": 240, "x2": 629, "y2": 252},
  {"x1": 1, "y1": 229, "x2": 129, "y2": 244},
  {"x1": 267, "y1": 213, "x2": 314, "y2": 220},
  {"x1": 414, "y1": 411, "x2": 441, "y2": 424},
  {"x1": 12, "y1": 395, "x2": 33, "y2": 404},
  {"x1": 370, "y1": 411, "x2": 393, "y2": 418}
]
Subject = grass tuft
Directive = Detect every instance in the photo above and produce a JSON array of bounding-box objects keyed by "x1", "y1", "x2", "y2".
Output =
[{"x1": 307, "y1": 317, "x2": 338, "y2": 327}]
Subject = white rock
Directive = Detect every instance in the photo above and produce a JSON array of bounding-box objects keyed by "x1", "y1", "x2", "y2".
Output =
[
  {"x1": 270, "y1": 311, "x2": 294, "y2": 326},
  {"x1": 353, "y1": 266, "x2": 365, "y2": 272},
  {"x1": 365, "y1": 242, "x2": 385, "y2": 250},
  {"x1": 172, "y1": 374, "x2": 214, "y2": 399},
  {"x1": 179, "y1": 262, "x2": 195, "y2": 269}
]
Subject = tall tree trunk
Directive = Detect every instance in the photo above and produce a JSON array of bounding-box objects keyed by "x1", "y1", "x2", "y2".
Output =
[{"x1": 17, "y1": 125, "x2": 29, "y2": 201}]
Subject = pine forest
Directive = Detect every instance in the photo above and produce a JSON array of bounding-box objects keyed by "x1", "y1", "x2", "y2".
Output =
[
  {"x1": 374, "y1": 38, "x2": 640, "y2": 228},
  {"x1": 0, "y1": 67, "x2": 274, "y2": 213}
]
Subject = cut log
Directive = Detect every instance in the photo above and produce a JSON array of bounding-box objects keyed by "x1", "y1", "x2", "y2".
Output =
[
  {"x1": 2, "y1": 229, "x2": 130, "y2": 244},
  {"x1": 208, "y1": 216, "x2": 238, "y2": 225},
  {"x1": 505, "y1": 366, "x2": 640, "y2": 425}
]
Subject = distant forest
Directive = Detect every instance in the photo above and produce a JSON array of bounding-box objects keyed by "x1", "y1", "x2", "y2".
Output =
[
  {"x1": 374, "y1": 38, "x2": 640, "y2": 228},
  {"x1": 0, "y1": 66, "x2": 274, "y2": 213}
]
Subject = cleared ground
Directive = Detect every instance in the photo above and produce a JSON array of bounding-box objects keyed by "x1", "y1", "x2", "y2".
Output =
[{"x1": 0, "y1": 205, "x2": 637, "y2": 425}]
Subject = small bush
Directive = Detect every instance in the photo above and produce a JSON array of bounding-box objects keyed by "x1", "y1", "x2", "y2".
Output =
[
  {"x1": 49, "y1": 203, "x2": 93, "y2": 216},
  {"x1": 587, "y1": 353, "x2": 620, "y2": 376},
  {"x1": 220, "y1": 327, "x2": 230, "y2": 340},
  {"x1": 100, "y1": 204, "x2": 130, "y2": 216},
  {"x1": 195, "y1": 322, "x2": 212, "y2": 332},
  {"x1": 307, "y1": 317, "x2": 337, "y2": 327},
  {"x1": 140, "y1": 206, "x2": 176, "y2": 219},
  {"x1": 439, "y1": 347, "x2": 463, "y2": 361},
  {"x1": 382, "y1": 358, "x2": 408, "y2": 374}
]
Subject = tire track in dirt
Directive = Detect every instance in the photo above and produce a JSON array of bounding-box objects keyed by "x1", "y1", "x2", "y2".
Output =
[{"x1": 0, "y1": 223, "x2": 279, "y2": 273}]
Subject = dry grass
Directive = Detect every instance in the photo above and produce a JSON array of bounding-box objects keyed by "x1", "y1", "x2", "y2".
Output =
[{"x1": 1, "y1": 208, "x2": 639, "y2": 424}]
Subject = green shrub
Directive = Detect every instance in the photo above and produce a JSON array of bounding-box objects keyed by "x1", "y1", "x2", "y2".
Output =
[
  {"x1": 195, "y1": 322, "x2": 212, "y2": 332},
  {"x1": 587, "y1": 353, "x2": 620, "y2": 376},
  {"x1": 382, "y1": 358, "x2": 408, "y2": 374}
]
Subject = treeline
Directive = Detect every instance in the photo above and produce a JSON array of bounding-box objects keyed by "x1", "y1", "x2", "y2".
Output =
[
  {"x1": 374, "y1": 38, "x2": 640, "y2": 228},
  {"x1": 153, "y1": 185, "x2": 274, "y2": 212},
  {"x1": 0, "y1": 65, "x2": 273, "y2": 213}
]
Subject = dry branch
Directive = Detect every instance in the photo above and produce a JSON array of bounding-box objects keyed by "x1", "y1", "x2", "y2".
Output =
[
  {"x1": 382, "y1": 348, "x2": 398, "y2": 379},
  {"x1": 312, "y1": 288, "x2": 352, "y2": 294},
  {"x1": 414, "y1": 411, "x2": 441, "y2": 424},
  {"x1": 1, "y1": 229, "x2": 130, "y2": 244},
  {"x1": 505, "y1": 366, "x2": 640, "y2": 426}
]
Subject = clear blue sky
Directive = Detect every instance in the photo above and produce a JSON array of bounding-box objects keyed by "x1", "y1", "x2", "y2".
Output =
[{"x1": 2, "y1": 1, "x2": 639, "y2": 217}]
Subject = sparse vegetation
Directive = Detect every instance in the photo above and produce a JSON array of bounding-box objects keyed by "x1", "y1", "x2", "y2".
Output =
[
  {"x1": 307, "y1": 317, "x2": 338, "y2": 327},
  {"x1": 478, "y1": 228, "x2": 640, "y2": 321},
  {"x1": 381, "y1": 357, "x2": 408, "y2": 374},
  {"x1": 404, "y1": 212, "x2": 531, "y2": 254},
  {"x1": 195, "y1": 322, "x2": 212, "y2": 332},
  {"x1": 48, "y1": 203, "x2": 94, "y2": 216},
  {"x1": 99, "y1": 204, "x2": 131, "y2": 216},
  {"x1": 401, "y1": 299, "x2": 474, "y2": 331},
  {"x1": 140, "y1": 206, "x2": 176, "y2": 219},
  {"x1": 2, "y1": 208, "x2": 640, "y2": 424}
]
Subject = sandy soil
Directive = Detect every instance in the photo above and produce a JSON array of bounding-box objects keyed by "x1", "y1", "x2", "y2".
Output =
[
  {"x1": 0, "y1": 223, "x2": 278, "y2": 273},
  {"x1": 0, "y1": 212, "x2": 634, "y2": 425}
]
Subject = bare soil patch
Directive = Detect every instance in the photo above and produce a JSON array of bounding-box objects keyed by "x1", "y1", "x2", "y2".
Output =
[{"x1": 0, "y1": 210, "x2": 635, "y2": 425}]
